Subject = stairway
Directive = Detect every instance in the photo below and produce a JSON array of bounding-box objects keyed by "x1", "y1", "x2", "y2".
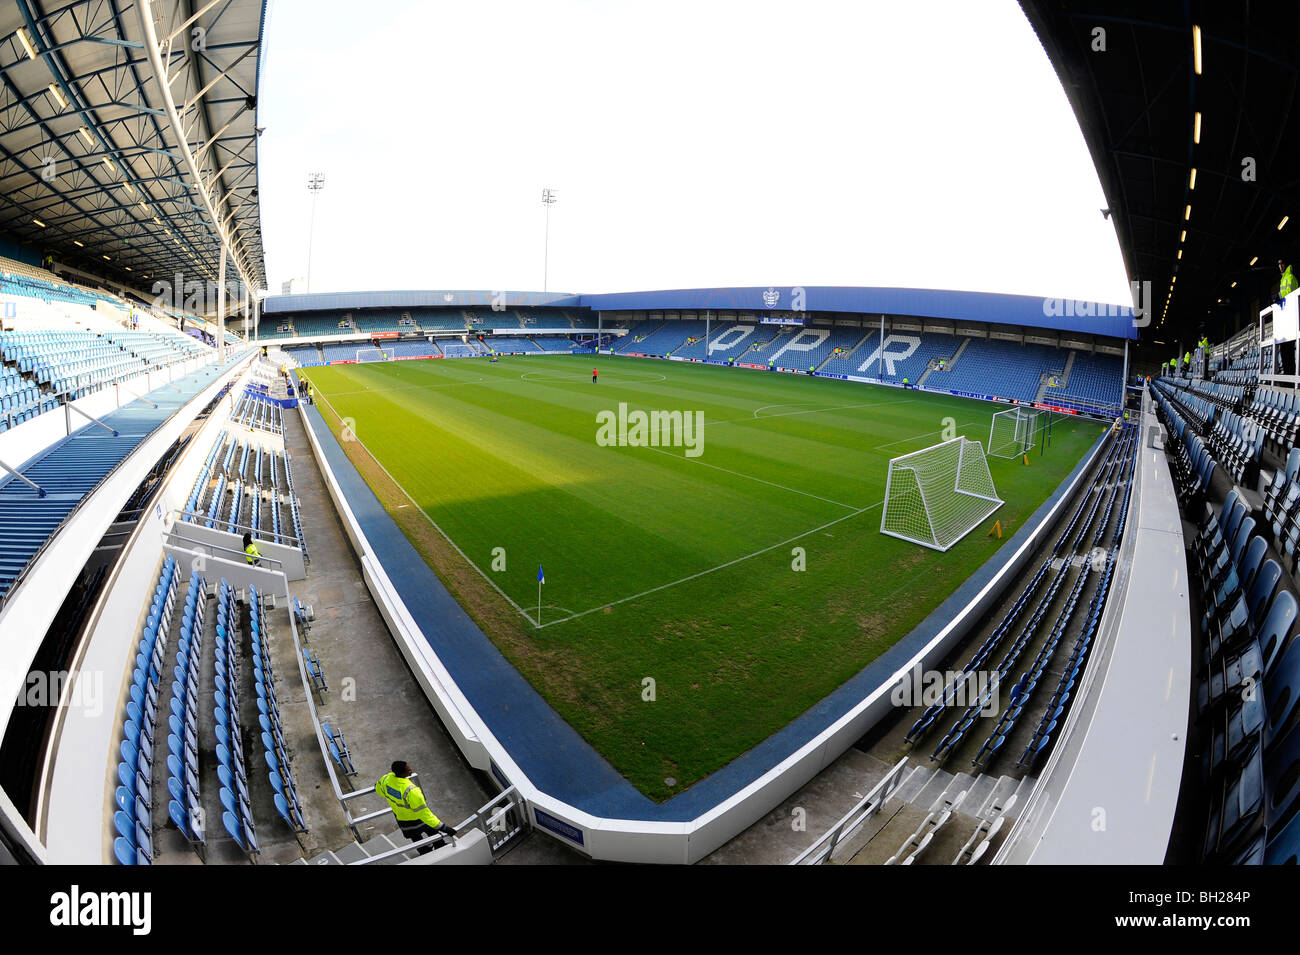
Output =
[
  {"x1": 293, "y1": 830, "x2": 415, "y2": 866},
  {"x1": 813, "y1": 329, "x2": 873, "y2": 372},
  {"x1": 916, "y1": 337, "x2": 971, "y2": 388},
  {"x1": 1036, "y1": 350, "x2": 1076, "y2": 402},
  {"x1": 854, "y1": 762, "x2": 1036, "y2": 865}
]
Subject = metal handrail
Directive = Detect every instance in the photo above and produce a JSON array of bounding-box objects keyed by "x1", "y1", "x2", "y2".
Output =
[
  {"x1": 172, "y1": 507, "x2": 301, "y2": 547},
  {"x1": 165, "y1": 530, "x2": 285, "y2": 572},
  {"x1": 789, "y1": 757, "x2": 910, "y2": 865}
]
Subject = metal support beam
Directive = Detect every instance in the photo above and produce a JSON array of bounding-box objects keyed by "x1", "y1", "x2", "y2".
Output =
[
  {"x1": 0, "y1": 459, "x2": 46, "y2": 497},
  {"x1": 66, "y1": 403, "x2": 119, "y2": 438},
  {"x1": 218, "y1": 243, "x2": 227, "y2": 364}
]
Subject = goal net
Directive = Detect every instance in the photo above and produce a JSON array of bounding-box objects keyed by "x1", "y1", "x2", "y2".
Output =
[
  {"x1": 881, "y1": 437, "x2": 1003, "y2": 551},
  {"x1": 356, "y1": 347, "x2": 391, "y2": 364},
  {"x1": 988, "y1": 407, "x2": 1039, "y2": 459}
]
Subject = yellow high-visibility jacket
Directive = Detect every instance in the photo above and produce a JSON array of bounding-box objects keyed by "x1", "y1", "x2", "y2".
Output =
[{"x1": 375, "y1": 772, "x2": 441, "y2": 827}]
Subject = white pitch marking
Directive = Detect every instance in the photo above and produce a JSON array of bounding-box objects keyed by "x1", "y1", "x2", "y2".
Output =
[
  {"x1": 323, "y1": 376, "x2": 488, "y2": 398},
  {"x1": 312, "y1": 390, "x2": 540, "y2": 627},
  {"x1": 518, "y1": 370, "x2": 667, "y2": 384},
  {"x1": 642, "y1": 444, "x2": 859, "y2": 511},
  {"x1": 872, "y1": 422, "x2": 982, "y2": 453},
  {"x1": 535, "y1": 500, "x2": 883, "y2": 630},
  {"x1": 710, "y1": 394, "x2": 923, "y2": 428}
]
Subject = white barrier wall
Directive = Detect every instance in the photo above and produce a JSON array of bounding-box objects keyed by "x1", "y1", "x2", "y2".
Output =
[
  {"x1": 299, "y1": 402, "x2": 1111, "y2": 863},
  {"x1": 0, "y1": 355, "x2": 212, "y2": 480}
]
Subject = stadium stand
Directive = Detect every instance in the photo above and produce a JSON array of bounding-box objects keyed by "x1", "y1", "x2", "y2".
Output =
[
  {"x1": 905, "y1": 427, "x2": 1136, "y2": 769},
  {"x1": 484, "y1": 337, "x2": 543, "y2": 354},
  {"x1": 409, "y1": 309, "x2": 470, "y2": 331},
  {"x1": 781, "y1": 326, "x2": 872, "y2": 373}
]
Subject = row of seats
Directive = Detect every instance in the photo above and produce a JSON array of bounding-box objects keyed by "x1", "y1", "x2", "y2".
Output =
[
  {"x1": 961, "y1": 429, "x2": 1135, "y2": 767},
  {"x1": 1245, "y1": 387, "x2": 1300, "y2": 452},
  {"x1": 1184, "y1": 492, "x2": 1300, "y2": 863},
  {"x1": 1205, "y1": 411, "x2": 1266, "y2": 487},
  {"x1": 234, "y1": 391, "x2": 283, "y2": 435},
  {"x1": 113, "y1": 555, "x2": 180, "y2": 865},
  {"x1": 185, "y1": 428, "x2": 227, "y2": 519},
  {"x1": 250, "y1": 584, "x2": 309, "y2": 834},
  {"x1": 165, "y1": 571, "x2": 208, "y2": 855},
  {"x1": 214, "y1": 579, "x2": 260, "y2": 858},
  {"x1": 905, "y1": 429, "x2": 1135, "y2": 754}
]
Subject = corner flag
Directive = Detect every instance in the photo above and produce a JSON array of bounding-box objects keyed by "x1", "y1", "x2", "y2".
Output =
[{"x1": 537, "y1": 565, "x2": 545, "y2": 626}]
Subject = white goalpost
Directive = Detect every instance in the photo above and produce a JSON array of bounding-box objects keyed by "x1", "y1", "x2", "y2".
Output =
[
  {"x1": 356, "y1": 346, "x2": 392, "y2": 363},
  {"x1": 880, "y1": 436, "x2": 1004, "y2": 551},
  {"x1": 988, "y1": 407, "x2": 1040, "y2": 459}
]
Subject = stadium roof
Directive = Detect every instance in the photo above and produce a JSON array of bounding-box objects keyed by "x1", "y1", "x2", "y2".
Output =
[
  {"x1": 1020, "y1": 1, "x2": 1300, "y2": 341},
  {"x1": 265, "y1": 285, "x2": 1137, "y2": 339},
  {"x1": 265, "y1": 289, "x2": 581, "y2": 313},
  {"x1": 0, "y1": 0, "x2": 267, "y2": 293}
]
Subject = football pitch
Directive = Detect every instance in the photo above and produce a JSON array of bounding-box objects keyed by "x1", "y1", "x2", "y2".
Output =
[{"x1": 305, "y1": 354, "x2": 1102, "y2": 800}]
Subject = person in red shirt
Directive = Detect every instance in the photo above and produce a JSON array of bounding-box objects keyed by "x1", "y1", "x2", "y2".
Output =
[{"x1": 592, "y1": 367, "x2": 598, "y2": 383}]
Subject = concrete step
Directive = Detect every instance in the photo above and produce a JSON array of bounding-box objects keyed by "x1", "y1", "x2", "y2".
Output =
[
  {"x1": 305, "y1": 850, "x2": 342, "y2": 865},
  {"x1": 979, "y1": 775, "x2": 1021, "y2": 820},
  {"x1": 892, "y1": 765, "x2": 934, "y2": 805},
  {"x1": 913, "y1": 769, "x2": 955, "y2": 808},
  {"x1": 333, "y1": 841, "x2": 369, "y2": 864},
  {"x1": 361, "y1": 831, "x2": 409, "y2": 865},
  {"x1": 1011, "y1": 775, "x2": 1038, "y2": 810},
  {"x1": 962, "y1": 774, "x2": 1000, "y2": 818},
  {"x1": 935, "y1": 772, "x2": 975, "y2": 810}
]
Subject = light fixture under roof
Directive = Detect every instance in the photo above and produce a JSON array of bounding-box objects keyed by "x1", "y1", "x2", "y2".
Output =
[
  {"x1": 32, "y1": 218, "x2": 46, "y2": 228},
  {"x1": 1194, "y1": 111, "x2": 1202, "y2": 143},
  {"x1": 16, "y1": 27, "x2": 37, "y2": 60},
  {"x1": 73, "y1": 240, "x2": 83, "y2": 247},
  {"x1": 1251, "y1": 255, "x2": 1259, "y2": 266},
  {"x1": 1193, "y1": 25, "x2": 1202, "y2": 75},
  {"x1": 102, "y1": 254, "x2": 110, "y2": 261},
  {"x1": 1189, "y1": 168, "x2": 1197, "y2": 190},
  {"x1": 47, "y1": 84, "x2": 66, "y2": 110},
  {"x1": 1184, "y1": 204, "x2": 1192, "y2": 221},
  {"x1": 1280, "y1": 216, "x2": 1291, "y2": 230},
  {"x1": 77, "y1": 125, "x2": 94, "y2": 147},
  {"x1": 1180, "y1": 230, "x2": 1187, "y2": 243}
]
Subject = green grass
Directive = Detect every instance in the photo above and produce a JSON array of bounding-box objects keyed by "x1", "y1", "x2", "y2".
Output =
[{"x1": 306, "y1": 354, "x2": 1101, "y2": 800}]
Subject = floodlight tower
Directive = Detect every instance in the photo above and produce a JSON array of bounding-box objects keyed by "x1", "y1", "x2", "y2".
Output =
[
  {"x1": 306, "y1": 172, "x2": 325, "y2": 292},
  {"x1": 542, "y1": 188, "x2": 557, "y2": 292}
]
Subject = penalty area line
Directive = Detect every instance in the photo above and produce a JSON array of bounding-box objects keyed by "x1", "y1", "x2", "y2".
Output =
[
  {"x1": 642, "y1": 444, "x2": 859, "y2": 511},
  {"x1": 534, "y1": 500, "x2": 883, "y2": 630}
]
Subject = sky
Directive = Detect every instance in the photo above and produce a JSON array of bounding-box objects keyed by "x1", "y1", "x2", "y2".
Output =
[{"x1": 256, "y1": 0, "x2": 1133, "y2": 305}]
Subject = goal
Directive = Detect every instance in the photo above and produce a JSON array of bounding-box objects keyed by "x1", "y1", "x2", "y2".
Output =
[
  {"x1": 356, "y1": 347, "x2": 392, "y2": 363},
  {"x1": 880, "y1": 437, "x2": 1003, "y2": 551},
  {"x1": 988, "y1": 407, "x2": 1039, "y2": 459}
]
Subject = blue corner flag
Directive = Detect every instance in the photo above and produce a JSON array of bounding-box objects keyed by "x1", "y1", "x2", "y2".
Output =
[{"x1": 538, "y1": 565, "x2": 545, "y2": 585}]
